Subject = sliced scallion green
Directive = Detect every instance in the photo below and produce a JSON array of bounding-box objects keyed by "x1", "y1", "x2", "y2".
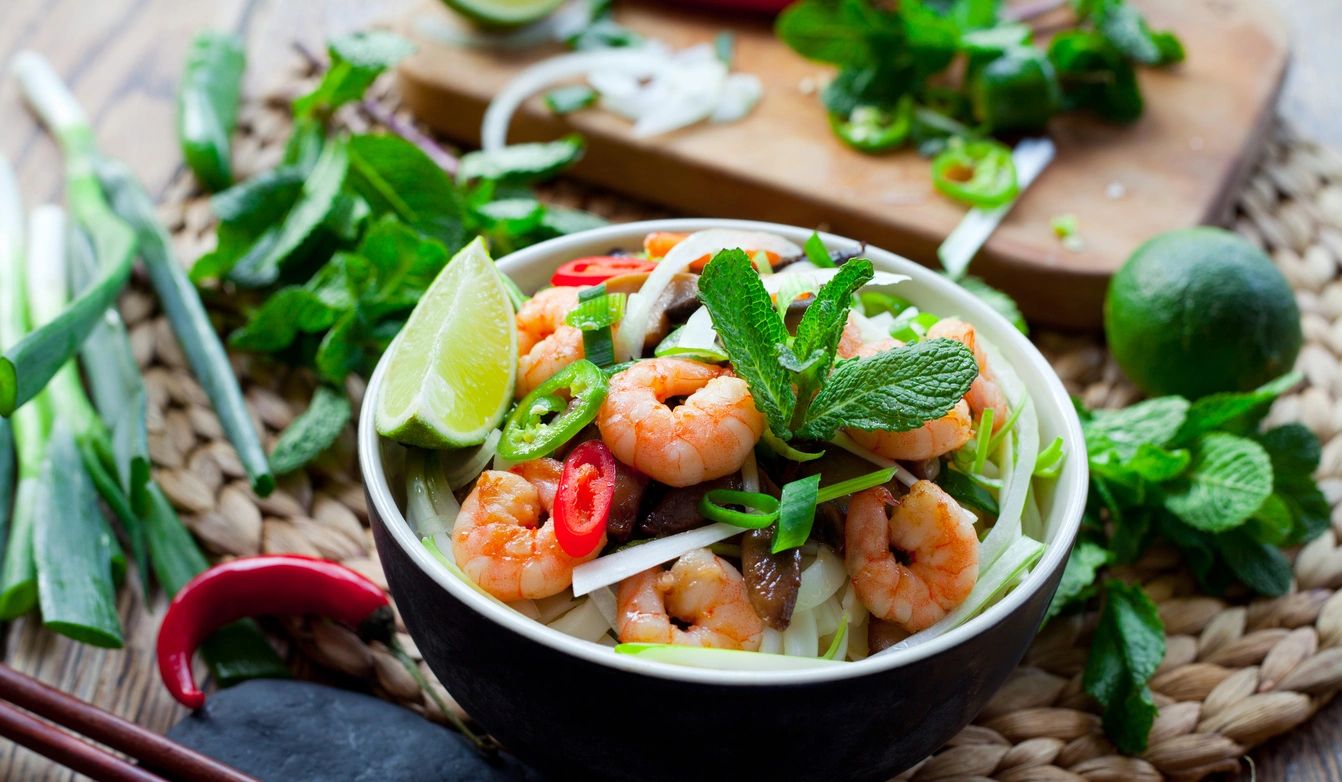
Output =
[
  {"x1": 971, "y1": 406, "x2": 995, "y2": 475},
  {"x1": 821, "y1": 615, "x2": 849, "y2": 660},
  {"x1": 815, "y1": 467, "x2": 897, "y2": 504},
  {"x1": 761, "y1": 430, "x2": 824, "y2": 462},
  {"x1": 773, "y1": 474, "x2": 821, "y2": 553},
  {"x1": 1034, "y1": 435, "x2": 1066, "y2": 478},
  {"x1": 698, "y1": 489, "x2": 780, "y2": 529},
  {"x1": 803, "y1": 231, "x2": 835, "y2": 268},
  {"x1": 567, "y1": 284, "x2": 625, "y2": 367}
]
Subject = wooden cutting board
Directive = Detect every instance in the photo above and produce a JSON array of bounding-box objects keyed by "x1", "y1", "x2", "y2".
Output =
[{"x1": 395, "y1": 0, "x2": 1288, "y2": 329}]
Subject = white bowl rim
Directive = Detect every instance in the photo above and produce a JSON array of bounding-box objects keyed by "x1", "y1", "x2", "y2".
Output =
[{"x1": 358, "y1": 217, "x2": 1088, "y2": 686}]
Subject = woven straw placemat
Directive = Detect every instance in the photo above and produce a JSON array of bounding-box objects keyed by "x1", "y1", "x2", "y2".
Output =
[{"x1": 137, "y1": 61, "x2": 1342, "y2": 781}]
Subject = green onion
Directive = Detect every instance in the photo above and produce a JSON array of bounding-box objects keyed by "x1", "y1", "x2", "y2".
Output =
[
  {"x1": 177, "y1": 32, "x2": 246, "y2": 192},
  {"x1": 96, "y1": 158, "x2": 275, "y2": 496},
  {"x1": 761, "y1": 430, "x2": 825, "y2": 462},
  {"x1": 803, "y1": 232, "x2": 835, "y2": 268},
  {"x1": 567, "y1": 284, "x2": 625, "y2": 368},
  {"x1": 890, "y1": 308, "x2": 939, "y2": 343},
  {"x1": 33, "y1": 423, "x2": 123, "y2": 647},
  {"x1": 987, "y1": 398, "x2": 1026, "y2": 456},
  {"x1": 1033, "y1": 435, "x2": 1066, "y2": 478},
  {"x1": 815, "y1": 467, "x2": 897, "y2": 504},
  {"x1": 773, "y1": 474, "x2": 821, "y2": 553},
  {"x1": 821, "y1": 615, "x2": 849, "y2": 660},
  {"x1": 698, "y1": 489, "x2": 780, "y2": 529},
  {"x1": 5, "y1": 54, "x2": 137, "y2": 419},
  {"x1": 0, "y1": 421, "x2": 12, "y2": 551},
  {"x1": 971, "y1": 406, "x2": 995, "y2": 475}
]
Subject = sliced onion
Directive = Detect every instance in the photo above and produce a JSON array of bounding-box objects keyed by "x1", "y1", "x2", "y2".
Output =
[
  {"x1": 571, "y1": 524, "x2": 743, "y2": 596},
  {"x1": 760, "y1": 268, "x2": 907, "y2": 295},
  {"x1": 588, "y1": 585, "x2": 619, "y2": 630},
  {"x1": 978, "y1": 335, "x2": 1038, "y2": 573},
  {"x1": 406, "y1": 452, "x2": 460, "y2": 538},
  {"x1": 782, "y1": 606, "x2": 819, "y2": 657},
  {"x1": 741, "y1": 449, "x2": 760, "y2": 494},
  {"x1": 509, "y1": 599, "x2": 542, "y2": 621},
  {"x1": 482, "y1": 49, "x2": 667, "y2": 151},
  {"x1": 711, "y1": 73, "x2": 763, "y2": 124},
  {"x1": 548, "y1": 598, "x2": 611, "y2": 642},
  {"x1": 443, "y1": 429, "x2": 501, "y2": 490},
  {"x1": 631, "y1": 55, "x2": 726, "y2": 138},
  {"x1": 849, "y1": 311, "x2": 892, "y2": 345},
  {"x1": 618, "y1": 229, "x2": 797, "y2": 360},
  {"x1": 759, "y1": 628, "x2": 784, "y2": 655},
  {"x1": 794, "y1": 545, "x2": 845, "y2": 611},
  {"x1": 536, "y1": 592, "x2": 579, "y2": 623}
]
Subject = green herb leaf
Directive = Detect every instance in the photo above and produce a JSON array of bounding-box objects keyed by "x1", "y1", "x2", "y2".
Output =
[
  {"x1": 192, "y1": 167, "x2": 305, "y2": 282},
  {"x1": 1083, "y1": 580, "x2": 1164, "y2": 754},
  {"x1": 775, "y1": 0, "x2": 885, "y2": 67},
  {"x1": 698, "y1": 249, "x2": 796, "y2": 438},
  {"x1": 798, "y1": 338, "x2": 978, "y2": 440},
  {"x1": 1084, "y1": 396, "x2": 1188, "y2": 462},
  {"x1": 1048, "y1": 30, "x2": 1143, "y2": 123},
  {"x1": 1172, "y1": 372, "x2": 1300, "y2": 445},
  {"x1": 294, "y1": 31, "x2": 415, "y2": 119},
  {"x1": 458, "y1": 136, "x2": 585, "y2": 184},
  {"x1": 347, "y1": 133, "x2": 467, "y2": 250},
  {"x1": 1163, "y1": 432, "x2": 1273, "y2": 533},
  {"x1": 774, "y1": 474, "x2": 821, "y2": 553},
  {"x1": 1045, "y1": 540, "x2": 1110, "y2": 622},
  {"x1": 269, "y1": 386, "x2": 352, "y2": 475},
  {"x1": 1214, "y1": 528, "x2": 1291, "y2": 597},
  {"x1": 791, "y1": 259, "x2": 874, "y2": 404},
  {"x1": 544, "y1": 85, "x2": 598, "y2": 115},
  {"x1": 1255, "y1": 423, "x2": 1330, "y2": 546},
  {"x1": 803, "y1": 231, "x2": 836, "y2": 268},
  {"x1": 936, "y1": 466, "x2": 999, "y2": 516}
]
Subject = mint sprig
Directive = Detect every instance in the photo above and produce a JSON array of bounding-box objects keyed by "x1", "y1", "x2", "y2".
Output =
[{"x1": 698, "y1": 249, "x2": 975, "y2": 443}]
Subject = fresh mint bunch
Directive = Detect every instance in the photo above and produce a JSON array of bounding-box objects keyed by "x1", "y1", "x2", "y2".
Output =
[
  {"x1": 1048, "y1": 371, "x2": 1326, "y2": 754},
  {"x1": 697, "y1": 248, "x2": 978, "y2": 444}
]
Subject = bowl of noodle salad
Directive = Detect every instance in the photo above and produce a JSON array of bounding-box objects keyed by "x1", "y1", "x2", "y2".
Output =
[{"x1": 359, "y1": 219, "x2": 1087, "y2": 781}]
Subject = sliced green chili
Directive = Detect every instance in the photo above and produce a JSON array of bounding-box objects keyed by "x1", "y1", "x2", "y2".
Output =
[
  {"x1": 698, "y1": 489, "x2": 780, "y2": 529},
  {"x1": 499, "y1": 360, "x2": 608, "y2": 461},
  {"x1": 931, "y1": 139, "x2": 1019, "y2": 209},
  {"x1": 830, "y1": 97, "x2": 914, "y2": 154},
  {"x1": 773, "y1": 474, "x2": 821, "y2": 553}
]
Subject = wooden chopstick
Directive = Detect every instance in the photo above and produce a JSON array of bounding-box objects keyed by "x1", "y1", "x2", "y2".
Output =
[
  {"x1": 0, "y1": 663, "x2": 257, "y2": 782},
  {"x1": 0, "y1": 700, "x2": 165, "y2": 782}
]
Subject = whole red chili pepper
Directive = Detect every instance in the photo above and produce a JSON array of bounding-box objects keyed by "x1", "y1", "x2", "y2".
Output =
[{"x1": 156, "y1": 555, "x2": 390, "y2": 710}]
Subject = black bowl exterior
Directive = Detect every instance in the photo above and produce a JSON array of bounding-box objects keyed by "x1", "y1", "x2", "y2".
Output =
[{"x1": 372, "y1": 501, "x2": 1067, "y2": 782}]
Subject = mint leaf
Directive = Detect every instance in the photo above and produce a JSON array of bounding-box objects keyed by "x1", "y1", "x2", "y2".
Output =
[
  {"x1": 457, "y1": 136, "x2": 585, "y2": 184},
  {"x1": 1084, "y1": 396, "x2": 1188, "y2": 462},
  {"x1": 1255, "y1": 423, "x2": 1330, "y2": 545},
  {"x1": 294, "y1": 31, "x2": 415, "y2": 119},
  {"x1": 229, "y1": 139, "x2": 350, "y2": 287},
  {"x1": 1124, "y1": 443, "x2": 1190, "y2": 483},
  {"x1": 698, "y1": 249, "x2": 796, "y2": 438},
  {"x1": 797, "y1": 338, "x2": 977, "y2": 440},
  {"x1": 1172, "y1": 372, "x2": 1300, "y2": 444},
  {"x1": 1215, "y1": 528, "x2": 1292, "y2": 597},
  {"x1": 1249, "y1": 493, "x2": 1295, "y2": 545},
  {"x1": 791, "y1": 259, "x2": 874, "y2": 404},
  {"x1": 1045, "y1": 540, "x2": 1111, "y2": 622},
  {"x1": 193, "y1": 167, "x2": 305, "y2": 282},
  {"x1": 269, "y1": 386, "x2": 352, "y2": 475},
  {"x1": 1163, "y1": 432, "x2": 1273, "y2": 532},
  {"x1": 775, "y1": 0, "x2": 883, "y2": 67},
  {"x1": 1084, "y1": 580, "x2": 1164, "y2": 754},
  {"x1": 347, "y1": 133, "x2": 466, "y2": 250}
]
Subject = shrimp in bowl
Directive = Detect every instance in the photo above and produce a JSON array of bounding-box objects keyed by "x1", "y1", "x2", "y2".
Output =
[{"x1": 366, "y1": 220, "x2": 1084, "y2": 781}]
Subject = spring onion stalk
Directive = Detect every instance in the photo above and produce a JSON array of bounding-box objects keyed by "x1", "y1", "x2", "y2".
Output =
[
  {"x1": 877, "y1": 535, "x2": 1045, "y2": 657},
  {"x1": 95, "y1": 157, "x2": 275, "y2": 496},
  {"x1": 971, "y1": 407, "x2": 995, "y2": 475},
  {"x1": 26, "y1": 208, "x2": 144, "y2": 586},
  {"x1": 0, "y1": 157, "x2": 49, "y2": 618},
  {"x1": 571, "y1": 522, "x2": 744, "y2": 596},
  {"x1": 822, "y1": 615, "x2": 849, "y2": 660},
  {"x1": 0, "y1": 421, "x2": 11, "y2": 560},
  {"x1": 1033, "y1": 436, "x2": 1065, "y2": 478},
  {"x1": 33, "y1": 423, "x2": 123, "y2": 646},
  {"x1": 443, "y1": 430, "x2": 502, "y2": 491},
  {"x1": 4, "y1": 54, "x2": 137, "y2": 418},
  {"x1": 815, "y1": 468, "x2": 898, "y2": 504},
  {"x1": 613, "y1": 643, "x2": 844, "y2": 670}
]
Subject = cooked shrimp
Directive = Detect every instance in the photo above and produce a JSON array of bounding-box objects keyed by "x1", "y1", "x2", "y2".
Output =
[
  {"x1": 837, "y1": 316, "x2": 972, "y2": 460},
  {"x1": 597, "y1": 358, "x2": 764, "y2": 487},
  {"x1": 616, "y1": 548, "x2": 764, "y2": 650},
  {"x1": 927, "y1": 318, "x2": 1008, "y2": 433},
  {"x1": 516, "y1": 286, "x2": 585, "y2": 398},
  {"x1": 452, "y1": 460, "x2": 599, "y2": 601},
  {"x1": 845, "y1": 482, "x2": 978, "y2": 633}
]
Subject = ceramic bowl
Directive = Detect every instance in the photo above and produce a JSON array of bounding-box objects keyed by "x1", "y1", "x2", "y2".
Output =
[{"x1": 359, "y1": 218, "x2": 1088, "y2": 781}]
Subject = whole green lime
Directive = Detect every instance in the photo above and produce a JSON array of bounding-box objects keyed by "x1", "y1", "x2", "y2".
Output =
[{"x1": 1104, "y1": 227, "x2": 1302, "y2": 399}]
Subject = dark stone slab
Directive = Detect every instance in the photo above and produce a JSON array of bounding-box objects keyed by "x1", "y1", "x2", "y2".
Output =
[{"x1": 169, "y1": 679, "x2": 540, "y2": 782}]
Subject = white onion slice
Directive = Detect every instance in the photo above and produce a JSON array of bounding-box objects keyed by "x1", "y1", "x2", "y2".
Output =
[
  {"x1": 571, "y1": 524, "x2": 743, "y2": 596},
  {"x1": 406, "y1": 453, "x2": 460, "y2": 538},
  {"x1": 759, "y1": 628, "x2": 784, "y2": 655},
  {"x1": 978, "y1": 344, "x2": 1038, "y2": 574},
  {"x1": 632, "y1": 55, "x2": 727, "y2": 138},
  {"x1": 482, "y1": 49, "x2": 667, "y2": 151},
  {"x1": 782, "y1": 607, "x2": 820, "y2": 657},
  {"x1": 618, "y1": 229, "x2": 797, "y2": 360},
  {"x1": 849, "y1": 311, "x2": 892, "y2": 345},
  {"x1": 760, "y1": 268, "x2": 907, "y2": 295},
  {"x1": 937, "y1": 137, "x2": 1056, "y2": 279},
  {"x1": 711, "y1": 73, "x2": 763, "y2": 124},
  {"x1": 548, "y1": 598, "x2": 611, "y2": 642},
  {"x1": 794, "y1": 545, "x2": 846, "y2": 611},
  {"x1": 588, "y1": 586, "x2": 619, "y2": 630},
  {"x1": 443, "y1": 429, "x2": 501, "y2": 490}
]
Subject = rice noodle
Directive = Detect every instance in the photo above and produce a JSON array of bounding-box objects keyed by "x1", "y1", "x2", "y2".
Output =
[{"x1": 794, "y1": 545, "x2": 845, "y2": 611}]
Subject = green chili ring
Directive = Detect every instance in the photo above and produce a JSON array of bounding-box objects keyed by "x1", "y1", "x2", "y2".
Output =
[
  {"x1": 698, "y1": 489, "x2": 780, "y2": 529},
  {"x1": 498, "y1": 360, "x2": 608, "y2": 462}
]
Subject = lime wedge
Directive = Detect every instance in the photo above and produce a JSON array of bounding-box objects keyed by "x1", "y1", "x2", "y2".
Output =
[
  {"x1": 439, "y1": 0, "x2": 565, "y2": 27},
  {"x1": 376, "y1": 237, "x2": 517, "y2": 448}
]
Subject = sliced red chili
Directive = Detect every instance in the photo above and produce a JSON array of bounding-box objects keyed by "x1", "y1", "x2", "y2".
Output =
[
  {"x1": 553, "y1": 440, "x2": 617, "y2": 558},
  {"x1": 550, "y1": 256, "x2": 656, "y2": 286}
]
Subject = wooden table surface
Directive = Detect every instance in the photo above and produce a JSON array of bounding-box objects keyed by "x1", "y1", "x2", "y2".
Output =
[{"x1": 0, "y1": 1, "x2": 1338, "y2": 779}]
